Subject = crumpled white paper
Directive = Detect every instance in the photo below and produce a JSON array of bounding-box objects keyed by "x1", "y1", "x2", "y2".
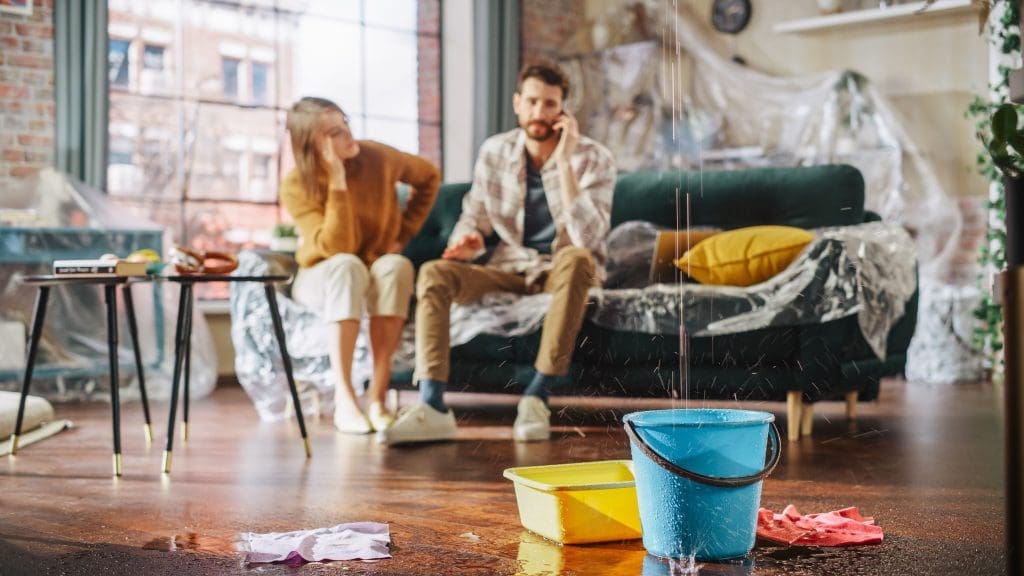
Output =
[{"x1": 238, "y1": 522, "x2": 391, "y2": 564}]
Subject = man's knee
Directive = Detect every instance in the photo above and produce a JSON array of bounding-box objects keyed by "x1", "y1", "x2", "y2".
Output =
[
  {"x1": 553, "y1": 246, "x2": 595, "y2": 277},
  {"x1": 416, "y1": 259, "x2": 461, "y2": 298}
]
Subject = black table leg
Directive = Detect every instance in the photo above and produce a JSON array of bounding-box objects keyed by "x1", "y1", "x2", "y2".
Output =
[
  {"x1": 182, "y1": 289, "x2": 193, "y2": 443},
  {"x1": 11, "y1": 286, "x2": 49, "y2": 456},
  {"x1": 263, "y1": 284, "x2": 310, "y2": 458},
  {"x1": 121, "y1": 283, "x2": 153, "y2": 445},
  {"x1": 162, "y1": 283, "x2": 192, "y2": 474},
  {"x1": 104, "y1": 285, "x2": 123, "y2": 477}
]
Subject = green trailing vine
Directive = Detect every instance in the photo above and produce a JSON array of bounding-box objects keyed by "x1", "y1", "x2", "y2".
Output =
[{"x1": 969, "y1": 0, "x2": 1021, "y2": 374}]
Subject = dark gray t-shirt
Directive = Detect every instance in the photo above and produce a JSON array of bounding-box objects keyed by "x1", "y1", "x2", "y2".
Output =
[{"x1": 524, "y1": 161, "x2": 556, "y2": 254}]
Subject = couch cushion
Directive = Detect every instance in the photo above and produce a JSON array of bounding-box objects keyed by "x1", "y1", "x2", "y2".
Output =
[{"x1": 677, "y1": 225, "x2": 814, "y2": 286}]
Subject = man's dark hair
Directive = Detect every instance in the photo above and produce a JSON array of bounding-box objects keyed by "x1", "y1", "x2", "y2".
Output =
[{"x1": 516, "y1": 60, "x2": 570, "y2": 100}]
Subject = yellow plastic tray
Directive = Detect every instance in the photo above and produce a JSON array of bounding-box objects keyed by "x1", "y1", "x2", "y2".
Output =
[{"x1": 503, "y1": 460, "x2": 642, "y2": 544}]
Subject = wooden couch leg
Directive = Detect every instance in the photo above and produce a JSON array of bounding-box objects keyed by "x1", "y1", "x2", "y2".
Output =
[
  {"x1": 786, "y1": 391, "x2": 802, "y2": 441},
  {"x1": 845, "y1": 391, "x2": 858, "y2": 420},
  {"x1": 800, "y1": 402, "x2": 813, "y2": 436}
]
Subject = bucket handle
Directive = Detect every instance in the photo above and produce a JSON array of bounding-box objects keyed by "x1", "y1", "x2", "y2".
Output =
[{"x1": 624, "y1": 419, "x2": 781, "y2": 488}]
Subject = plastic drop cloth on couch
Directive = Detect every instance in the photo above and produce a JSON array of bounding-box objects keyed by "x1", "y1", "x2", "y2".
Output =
[
  {"x1": 426, "y1": 220, "x2": 914, "y2": 362},
  {"x1": 0, "y1": 168, "x2": 216, "y2": 403},
  {"x1": 232, "y1": 219, "x2": 915, "y2": 420},
  {"x1": 232, "y1": 252, "x2": 339, "y2": 421},
  {"x1": 593, "y1": 221, "x2": 917, "y2": 359}
]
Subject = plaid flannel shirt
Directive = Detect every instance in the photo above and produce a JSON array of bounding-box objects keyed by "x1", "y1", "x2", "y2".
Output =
[{"x1": 450, "y1": 128, "x2": 617, "y2": 286}]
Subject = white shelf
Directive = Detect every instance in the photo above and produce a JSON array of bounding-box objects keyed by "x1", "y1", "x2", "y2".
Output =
[{"x1": 774, "y1": 0, "x2": 978, "y2": 34}]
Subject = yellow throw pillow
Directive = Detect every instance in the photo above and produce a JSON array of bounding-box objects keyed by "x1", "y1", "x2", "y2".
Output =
[{"x1": 675, "y1": 225, "x2": 814, "y2": 286}]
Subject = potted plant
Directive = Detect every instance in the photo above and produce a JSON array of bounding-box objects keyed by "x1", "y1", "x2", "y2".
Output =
[
  {"x1": 270, "y1": 223, "x2": 298, "y2": 253},
  {"x1": 987, "y1": 103, "x2": 1024, "y2": 268},
  {"x1": 989, "y1": 103, "x2": 1024, "y2": 177}
]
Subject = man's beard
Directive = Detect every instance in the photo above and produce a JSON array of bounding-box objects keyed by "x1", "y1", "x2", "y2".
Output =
[{"x1": 523, "y1": 120, "x2": 555, "y2": 141}]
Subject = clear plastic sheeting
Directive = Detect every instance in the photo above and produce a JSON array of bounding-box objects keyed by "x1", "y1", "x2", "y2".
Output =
[
  {"x1": 905, "y1": 281, "x2": 986, "y2": 385},
  {"x1": 604, "y1": 220, "x2": 660, "y2": 290},
  {"x1": 0, "y1": 168, "x2": 215, "y2": 402},
  {"x1": 591, "y1": 237, "x2": 862, "y2": 337},
  {"x1": 232, "y1": 251, "x2": 338, "y2": 421},
  {"x1": 442, "y1": 222, "x2": 913, "y2": 361},
  {"x1": 822, "y1": 222, "x2": 918, "y2": 359},
  {"x1": 592, "y1": 221, "x2": 915, "y2": 358},
  {"x1": 559, "y1": 1, "x2": 959, "y2": 282},
  {"x1": 232, "y1": 218, "x2": 916, "y2": 417}
]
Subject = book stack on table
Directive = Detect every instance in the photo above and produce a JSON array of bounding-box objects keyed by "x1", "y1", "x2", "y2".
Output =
[{"x1": 52, "y1": 259, "x2": 149, "y2": 278}]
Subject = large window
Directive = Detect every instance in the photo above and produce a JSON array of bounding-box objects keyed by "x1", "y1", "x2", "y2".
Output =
[{"x1": 106, "y1": 0, "x2": 442, "y2": 298}]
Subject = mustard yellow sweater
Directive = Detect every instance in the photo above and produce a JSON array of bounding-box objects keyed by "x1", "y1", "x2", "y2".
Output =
[{"x1": 280, "y1": 140, "x2": 440, "y2": 268}]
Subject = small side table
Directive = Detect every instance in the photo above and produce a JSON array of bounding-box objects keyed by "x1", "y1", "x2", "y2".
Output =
[
  {"x1": 161, "y1": 274, "x2": 308, "y2": 474},
  {"x1": 12, "y1": 275, "x2": 155, "y2": 477}
]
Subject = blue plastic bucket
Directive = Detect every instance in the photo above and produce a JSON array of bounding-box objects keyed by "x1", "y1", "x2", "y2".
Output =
[{"x1": 623, "y1": 409, "x2": 780, "y2": 561}]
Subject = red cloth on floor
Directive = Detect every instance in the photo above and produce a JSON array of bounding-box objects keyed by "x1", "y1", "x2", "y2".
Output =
[{"x1": 756, "y1": 505, "x2": 884, "y2": 546}]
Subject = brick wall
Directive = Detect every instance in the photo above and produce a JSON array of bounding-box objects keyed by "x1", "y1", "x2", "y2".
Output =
[
  {"x1": 521, "y1": 0, "x2": 585, "y2": 64},
  {"x1": 0, "y1": 0, "x2": 54, "y2": 190},
  {"x1": 417, "y1": 0, "x2": 441, "y2": 170}
]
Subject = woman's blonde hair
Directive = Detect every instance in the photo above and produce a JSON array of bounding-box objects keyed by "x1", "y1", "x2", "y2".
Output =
[{"x1": 286, "y1": 96, "x2": 345, "y2": 199}]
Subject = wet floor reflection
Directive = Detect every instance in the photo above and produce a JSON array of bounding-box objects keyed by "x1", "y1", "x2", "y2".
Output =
[
  {"x1": 512, "y1": 527, "x2": 899, "y2": 576},
  {"x1": 141, "y1": 533, "x2": 235, "y2": 556},
  {"x1": 515, "y1": 530, "x2": 645, "y2": 575},
  {"x1": 641, "y1": 552, "x2": 754, "y2": 575}
]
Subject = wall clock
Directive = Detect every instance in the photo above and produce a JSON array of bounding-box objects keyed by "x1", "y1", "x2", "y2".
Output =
[{"x1": 711, "y1": 0, "x2": 752, "y2": 35}]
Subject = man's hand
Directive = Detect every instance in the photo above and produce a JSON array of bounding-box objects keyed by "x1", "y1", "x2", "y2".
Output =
[
  {"x1": 320, "y1": 137, "x2": 348, "y2": 190},
  {"x1": 552, "y1": 111, "x2": 579, "y2": 163},
  {"x1": 442, "y1": 232, "x2": 483, "y2": 260}
]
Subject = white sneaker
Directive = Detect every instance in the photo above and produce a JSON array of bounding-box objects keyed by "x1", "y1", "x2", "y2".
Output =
[
  {"x1": 513, "y1": 396, "x2": 551, "y2": 442},
  {"x1": 334, "y1": 405, "x2": 373, "y2": 435},
  {"x1": 376, "y1": 402, "x2": 457, "y2": 446}
]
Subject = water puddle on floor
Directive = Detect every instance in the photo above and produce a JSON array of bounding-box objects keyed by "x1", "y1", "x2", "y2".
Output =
[
  {"x1": 142, "y1": 533, "x2": 236, "y2": 556},
  {"x1": 750, "y1": 544, "x2": 881, "y2": 574}
]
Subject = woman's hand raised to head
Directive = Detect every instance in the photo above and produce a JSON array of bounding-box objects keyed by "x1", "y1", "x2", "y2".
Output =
[{"x1": 320, "y1": 137, "x2": 348, "y2": 191}]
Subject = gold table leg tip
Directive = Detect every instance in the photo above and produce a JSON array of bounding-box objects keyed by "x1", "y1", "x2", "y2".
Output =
[
  {"x1": 162, "y1": 451, "x2": 173, "y2": 474},
  {"x1": 113, "y1": 453, "x2": 123, "y2": 477},
  {"x1": 144, "y1": 424, "x2": 153, "y2": 445},
  {"x1": 9, "y1": 434, "x2": 18, "y2": 456},
  {"x1": 303, "y1": 437, "x2": 312, "y2": 459},
  {"x1": 181, "y1": 423, "x2": 189, "y2": 443}
]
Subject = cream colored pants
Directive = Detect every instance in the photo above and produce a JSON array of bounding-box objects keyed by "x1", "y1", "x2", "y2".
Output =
[{"x1": 292, "y1": 253, "x2": 414, "y2": 321}]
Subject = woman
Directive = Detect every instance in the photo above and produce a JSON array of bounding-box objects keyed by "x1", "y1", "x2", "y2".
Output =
[{"x1": 281, "y1": 97, "x2": 440, "y2": 434}]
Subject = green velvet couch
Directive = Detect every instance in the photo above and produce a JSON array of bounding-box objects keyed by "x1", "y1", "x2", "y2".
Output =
[{"x1": 395, "y1": 164, "x2": 917, "y2": 439}]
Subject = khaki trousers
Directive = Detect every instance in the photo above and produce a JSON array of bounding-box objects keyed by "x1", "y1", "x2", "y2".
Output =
[{"x1": 414, "y1": 246, "x2": 596, "y2": 382}]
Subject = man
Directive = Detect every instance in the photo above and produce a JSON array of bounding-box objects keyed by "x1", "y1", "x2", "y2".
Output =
[{"x1": 378, "y1": 61, "x2": 616, "y2": 446}]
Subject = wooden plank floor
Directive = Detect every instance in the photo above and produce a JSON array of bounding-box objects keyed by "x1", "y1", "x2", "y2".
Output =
[{"x1": 0, "y1": 378, "x2": 1006, "y2": 575}]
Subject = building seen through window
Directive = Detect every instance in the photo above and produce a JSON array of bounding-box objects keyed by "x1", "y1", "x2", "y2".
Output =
[
  {"x1": 106, "y1": 0, "x2": 442, "y2": 299},
  {"x1": 108, "y1": 38, "x2": 130, "y2": 87},
  {"x1": 221, "y1": 57, "x2": 239, "y2": 99}
]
